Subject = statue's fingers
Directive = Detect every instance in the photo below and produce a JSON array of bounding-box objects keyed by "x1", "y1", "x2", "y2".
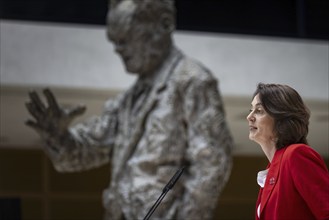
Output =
[
  {"x1": 68, "y1": 105, "x2": 86, "y2": 118},
  {"x1": 25, "y1": 119, "x2": 42, "y2": 133},
  {"x1": 28, "y1": 90, "x2": 46, "y2": 113},
  {"x1": 25, "y1": 102, "x2": 43, "y2": 120},
  {"x1": 43, "y1": 88, "x2": 61, "y2": 116}
]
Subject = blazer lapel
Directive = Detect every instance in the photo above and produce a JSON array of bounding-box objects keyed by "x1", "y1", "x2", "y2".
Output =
[
  {"x1": 122, "y1": 47, "x2": 183, "y2": 147},
  {"x1": 122, "y1": 51, "x2": 182, "y2": 157},
  {"x1": 113, "y1": 50, "x2": 184, "y2": 181},
  {"x1": 112, "y1": 86, "x2": 159, "y2": 181},
  {"x1": 260, "y1": 147, "x2": 286, "y2": 215}
]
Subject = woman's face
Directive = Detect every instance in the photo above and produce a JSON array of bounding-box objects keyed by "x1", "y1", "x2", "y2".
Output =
[{"x1": 246, "y1": 94, "x2": 276, "y2": 146}]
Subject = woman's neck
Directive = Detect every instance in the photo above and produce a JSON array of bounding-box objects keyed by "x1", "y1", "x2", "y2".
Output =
[{"x1": 260, "y1": 143, "x2": 276, "y2": 162}]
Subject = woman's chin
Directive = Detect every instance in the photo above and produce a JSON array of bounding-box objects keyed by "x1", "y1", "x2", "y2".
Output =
[{"x1": 248, "y1": 134, "x2": 257, "y2": 142}]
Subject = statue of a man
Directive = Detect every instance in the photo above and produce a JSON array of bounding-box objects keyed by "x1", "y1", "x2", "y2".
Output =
[{"x1": 25, "y1": 0, "x2": 233, "y2": 219}]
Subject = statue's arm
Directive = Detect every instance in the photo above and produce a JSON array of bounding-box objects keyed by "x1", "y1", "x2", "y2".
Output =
[
  {"x1": 25, "y1": 89, "x2": 117, "y2": 172},
  {"x1": 179, "y1": 76, "x2": 233, "y2": 219}
]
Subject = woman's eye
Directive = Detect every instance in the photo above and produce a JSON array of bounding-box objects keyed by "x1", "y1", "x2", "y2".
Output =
[{"x1": 250, "y1": 108, "x2": 263, "y2": 114}]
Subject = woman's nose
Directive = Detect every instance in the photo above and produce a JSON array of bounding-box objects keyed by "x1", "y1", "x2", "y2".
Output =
[{"x1": 247, "y1": 112, "x2": 254, "y2": 122}]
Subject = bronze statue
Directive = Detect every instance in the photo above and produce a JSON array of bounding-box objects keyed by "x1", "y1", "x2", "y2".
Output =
[{"x1": 25, "y1": 0, "x2": 233, "y2": 219}]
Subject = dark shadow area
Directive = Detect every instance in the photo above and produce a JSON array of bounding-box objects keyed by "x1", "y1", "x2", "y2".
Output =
[
  {"x1": 0, "y1": 197, "x2": 21, "y2": 220},
  {"x1": 0, "y1": 0, "x2": 328, "y2": 40}
]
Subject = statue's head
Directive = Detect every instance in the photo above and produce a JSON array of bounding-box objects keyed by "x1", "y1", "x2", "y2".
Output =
[{"x1": 106, "y1": 0, "x2": 176, "y2": 76}]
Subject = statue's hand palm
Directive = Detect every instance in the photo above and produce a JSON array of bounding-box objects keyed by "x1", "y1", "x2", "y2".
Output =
[{"x1": 25, "y1": 88, "x2": 86, "y2": 137}]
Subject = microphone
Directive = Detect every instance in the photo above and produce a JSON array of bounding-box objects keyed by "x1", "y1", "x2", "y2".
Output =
[
  {"x1": 162, "y1": 166, "x2": 185, "y2": 193},
  {"x1": 143, "y1": 167, "x2": 185, "y2": 220}
]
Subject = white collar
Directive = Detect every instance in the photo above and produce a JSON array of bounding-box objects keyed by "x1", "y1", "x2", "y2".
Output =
[{"x1": 257, "y1": 169, "x2": 269, "y2": 188}]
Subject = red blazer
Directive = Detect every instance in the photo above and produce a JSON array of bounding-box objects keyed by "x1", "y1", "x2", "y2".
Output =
[{"x1": 256, "y1": 144, "x2": 329, "y2": 220}]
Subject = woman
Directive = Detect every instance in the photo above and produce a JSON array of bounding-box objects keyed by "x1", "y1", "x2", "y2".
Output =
[{"x1": 246, "y1": 83, "x2": 329, "y2": 220}]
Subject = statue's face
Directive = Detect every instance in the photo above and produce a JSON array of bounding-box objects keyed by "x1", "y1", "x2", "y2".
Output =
[{"x1": 106, "y1": 1, "x2": 171, "y2": 76}]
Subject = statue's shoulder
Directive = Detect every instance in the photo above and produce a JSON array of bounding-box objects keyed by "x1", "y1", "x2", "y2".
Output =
[{"x1": 173, "y1": 55, "x2": 217, "y2": 85}]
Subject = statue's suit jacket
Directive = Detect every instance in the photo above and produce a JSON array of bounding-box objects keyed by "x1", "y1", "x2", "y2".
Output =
[
  {"x1": 256, "y1": 144, "x2": 329, "y2": 220},
  {"x1": 45, "y1": 47, "x2": 233, "y2": 220}
]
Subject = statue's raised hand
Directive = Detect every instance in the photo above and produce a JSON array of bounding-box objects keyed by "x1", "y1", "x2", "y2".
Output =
[{"x1": 25, "y1": 88, "x2": 86, "y2": 138}]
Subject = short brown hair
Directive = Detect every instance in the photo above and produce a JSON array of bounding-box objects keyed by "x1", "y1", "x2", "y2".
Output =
[{"x1": 253, "y1": 83, "x2": 310, "y2": 149}]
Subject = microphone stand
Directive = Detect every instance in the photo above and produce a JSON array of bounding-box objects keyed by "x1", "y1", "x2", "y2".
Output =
[{"x1": 143, "y1": 167, "x2": 185, "y2": 220}]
